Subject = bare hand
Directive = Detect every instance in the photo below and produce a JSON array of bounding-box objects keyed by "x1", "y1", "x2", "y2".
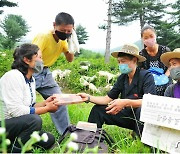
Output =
[
  {"x1": 45, "y1": 99, "x2": 59, "y2": 113},
  {"x1": 105, "y1": 99, "x2": 127, "y2": 115},
  {"x1": 77, "y1": 93, "x2": 89, "y2": 102},
  {"x1": 45, "y1": 96, "x2": 56, "y2": 104}
]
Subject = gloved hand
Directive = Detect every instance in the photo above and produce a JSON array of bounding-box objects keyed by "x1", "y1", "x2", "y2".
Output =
[{"x1": 67, "y1": 29, "x2": 80, "y2": 54}]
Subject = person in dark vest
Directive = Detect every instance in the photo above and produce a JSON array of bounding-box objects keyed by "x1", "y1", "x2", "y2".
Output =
[{"x1": 78, "y1": 44, "x2": 156, "y2": 137}]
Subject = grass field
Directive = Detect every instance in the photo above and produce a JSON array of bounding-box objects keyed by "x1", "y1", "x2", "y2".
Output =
[{"x1": 36, "y1": 93, "x2": 152, "y2": 153}]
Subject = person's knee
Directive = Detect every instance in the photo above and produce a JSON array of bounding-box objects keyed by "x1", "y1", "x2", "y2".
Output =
[
  {"x1": 91, "y1": 105, "x2": 106, "y2": 114},
  {"x1": 88, "y1": 105, "x2": 106, "y2": 124},
  {"x1": 28, "y1": 114, "x2": 42, "y2": 130}
]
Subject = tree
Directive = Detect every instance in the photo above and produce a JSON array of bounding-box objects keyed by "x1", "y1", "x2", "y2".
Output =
[
  {"x1": 98, "y1": 0, "x2": 113, "y2": 63},
  {"x1": 75, "y1": 24, "x2": 89, "y2": 44},
  {"x1": 164, "y1": 0, "x2": 180, "y2": 49},
  {"x1": 104, "y1": 0, "x2": 112, "y2": 63},
  {"x1": 111, "y1": 0, "x2": 170, "y2": 30},
  {"x1": 155, "y1": 0, "x2": 180, "y2": 49},
  {"x1": 171, "y1": 0, "x2": 180, "y2": 30},
  {"x1": 156, "y1": 20, "x2": 179, "y2": 49},
  {"x1": 111, "y1": 0, "x2": 179, "y2": 49},
  {"x1": 0, "y1": 14, "x2": 29, "y2": 49},
  {"x1": 0, "y1": 0, "x2": 17, "y2": 14}
]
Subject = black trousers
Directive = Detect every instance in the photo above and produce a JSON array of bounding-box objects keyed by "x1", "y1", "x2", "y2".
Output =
[
  {"x1": 88, "y1": 105, "x2": 144, "y2": 137},
  {"x1": 0, "y1": 114, "x2": 55, "y2": 152}
]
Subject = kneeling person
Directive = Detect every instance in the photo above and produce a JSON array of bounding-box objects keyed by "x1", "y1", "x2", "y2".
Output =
[
  {"x1": 0, "y1": 44, "x2": 58, "y2": 152},
  {"x1": 79, "y1": 44, "x2": 156, "y2": 137}
]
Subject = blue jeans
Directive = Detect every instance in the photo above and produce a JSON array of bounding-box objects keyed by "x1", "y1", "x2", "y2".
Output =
[{"x1": 33, "y1": 67, "x2": 70, "y2": 134}]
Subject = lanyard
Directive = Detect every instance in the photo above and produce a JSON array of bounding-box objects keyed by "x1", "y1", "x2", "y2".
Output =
[{"x1": 28, "y1": 81, "x2": 34, "y2": 105}]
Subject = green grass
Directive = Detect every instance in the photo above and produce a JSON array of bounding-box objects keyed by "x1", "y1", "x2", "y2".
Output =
[{"x1": 36, "y1": 93, "x2": 151, "y2": 153}]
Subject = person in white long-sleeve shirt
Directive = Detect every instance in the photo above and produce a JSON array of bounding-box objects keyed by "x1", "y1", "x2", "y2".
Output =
[{"x1": 0, "y1": 43, "x2": 59, "y2": 152}]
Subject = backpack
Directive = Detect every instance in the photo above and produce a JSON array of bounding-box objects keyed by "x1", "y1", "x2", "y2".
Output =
[{"x1": 57, "y1": 124, "x2": 115, "y2": 153}]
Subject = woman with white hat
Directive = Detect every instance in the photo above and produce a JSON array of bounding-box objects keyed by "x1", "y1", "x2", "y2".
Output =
[{"x1": 160, "y1": 48, "x2": 180, "y2": 98}]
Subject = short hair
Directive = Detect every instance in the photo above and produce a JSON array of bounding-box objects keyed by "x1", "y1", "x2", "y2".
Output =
[
  {"x1": 118, "y1": 52, "x2": 135, "y2": 60},
  {"x1": 141, "y1": 25, "x2": 156, "y2": 37},
  {"x1": 11, "y1": 43, "x2": 39, "y2": 75},
  {"x1": 55, "y1": 12, "x2": 74, "y2": 26}
]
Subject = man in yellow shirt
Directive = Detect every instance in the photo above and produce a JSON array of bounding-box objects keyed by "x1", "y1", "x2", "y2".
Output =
[{"x1": 32, "y1": 12, "x2": 78, "y2": 134}]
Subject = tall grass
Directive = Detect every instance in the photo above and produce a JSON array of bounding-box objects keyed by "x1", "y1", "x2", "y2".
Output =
[
  {"x1": 1, "y1": 49, "x2": 152, "y2": 153},
  {"x1": 37, "y1": 93, "x2": 151, "y2": 153}
]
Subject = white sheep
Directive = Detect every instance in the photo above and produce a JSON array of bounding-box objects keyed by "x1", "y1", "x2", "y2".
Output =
[
  {"x1": 52, "y1": 69, "x2": 71, "y2": 80},
  {"x1": 89, "y1": 83, "x2": 100, "y2": 93},
  {"x1": 81, "y1": 75, "x2": 97, "y2": 83},
  {"x1": 98, "y1": 71, "x2": 116, "y2": 83},
  {"x1": 52, "y1": 69, "x2": 62, "y2": 80},
  {"x1": 61, "y1": 69, "x2": 71, "y2": 78},
  {"x1": 80, "y1": 77, "x2": 89, "y2": 86},
  {"x1": 104, "y1": 84, "x2": 113, "y2": 91},
  {"x1": 80, "y1": 65, "x2": 89, "y2": 71}
]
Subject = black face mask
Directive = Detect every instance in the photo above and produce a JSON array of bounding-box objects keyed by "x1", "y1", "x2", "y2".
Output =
[{"x1": 55, "y1": 30, "x2": 72, "y2": 40}]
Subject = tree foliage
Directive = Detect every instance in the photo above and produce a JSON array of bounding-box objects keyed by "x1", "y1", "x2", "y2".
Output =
[
  {"x1": 76, "y1": 24, "x2": 89, "y2": 44},
  {"x1": 0, "y1": 14, "x2": 29, "y2": 49},
  {"x1": 111, "y1": 0, "x2": 179, "y2": 49},
  {"x1": 0, "y1": 0, "x2": 17, "y2": 14},
  {"x1": 171, "y1": 0, "x2": 180, "y2": 28},
  {"x1": 112, "y1": 0, "x2": 170, "y2": 29}
]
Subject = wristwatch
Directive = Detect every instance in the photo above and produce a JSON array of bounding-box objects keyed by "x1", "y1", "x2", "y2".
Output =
[{"x1": 85, "y1": 95, "x2": 90, "y2": 103}]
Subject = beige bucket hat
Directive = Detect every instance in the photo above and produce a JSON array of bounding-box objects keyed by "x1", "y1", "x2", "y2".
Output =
[
  {"x1": 111, "y1": 44, "x2": 146, "y2": 62},
  {"x1": 160, "y1": 48, "x2": 180, "y2": 66}
]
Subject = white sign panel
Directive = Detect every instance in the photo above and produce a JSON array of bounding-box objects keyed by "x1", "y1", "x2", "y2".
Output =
[
  {"x1": 140, "y1": 94, "x2": 180, "y2": 153},
  {"x1": 140, "y1": 94, "x2": 180, "y2": 130},
  {"x1": 141, "y1": 123, "x2": 180, "y2": 154}
]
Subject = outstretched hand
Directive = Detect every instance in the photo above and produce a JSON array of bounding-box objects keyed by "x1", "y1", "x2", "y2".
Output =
[{"x1": 77, "y1": 93, "x2": 89, "y2": 102}]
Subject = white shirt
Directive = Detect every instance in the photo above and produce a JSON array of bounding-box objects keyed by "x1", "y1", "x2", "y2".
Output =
[{"x1": 0, "y1": 69, "x2": 36, "y2": 120}]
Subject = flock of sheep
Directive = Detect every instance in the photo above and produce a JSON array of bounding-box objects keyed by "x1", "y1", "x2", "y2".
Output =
[{"x1": 52, "y1": 62, "x2": 120, "y2": 94}]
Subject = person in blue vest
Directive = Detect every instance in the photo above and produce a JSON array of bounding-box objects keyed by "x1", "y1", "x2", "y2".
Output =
[{"x1": 78, "y1": 44, "x2": 156, "y2": 137}]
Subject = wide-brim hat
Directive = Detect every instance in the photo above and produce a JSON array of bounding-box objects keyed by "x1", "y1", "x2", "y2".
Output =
[
  {"x1": 111, "y1": 44, "x2": 146, "y2": 62},
  {"x1": 160, "y1": 48, "x2": 180, "y2": 66}
]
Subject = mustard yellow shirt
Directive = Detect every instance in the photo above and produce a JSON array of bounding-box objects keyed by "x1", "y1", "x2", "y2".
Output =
[{"x1": 32, "y1": 30, "x2": 68, "y2": 67}]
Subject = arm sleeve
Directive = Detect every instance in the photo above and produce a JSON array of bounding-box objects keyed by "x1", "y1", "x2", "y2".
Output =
[
  {"x1": 1, "y1": 74, "x2": 30, "y2": 117},
  {"x1": 107, "y1": 75, "x2": 123, "y2": 99},
  {"x1": 32, "y1": 33, "x2": 46, "y2": 52},
  {"x1": 139, "y1": 50, "x2": 146, "y2": 69},
  {"x1": 142, "y1": 71, "x2": 156, "y2": 95},
  {"x1": 164, "y1": 84, "x2": 174, "y2": 97}
]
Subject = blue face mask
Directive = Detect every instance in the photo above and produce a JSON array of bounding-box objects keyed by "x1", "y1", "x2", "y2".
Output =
[{"x1": 119, "y1": 64, "x2": 132, "y2": 74}]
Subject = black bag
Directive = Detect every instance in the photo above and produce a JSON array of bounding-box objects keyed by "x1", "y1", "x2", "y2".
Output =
[{"x1": 58, "y1": 124, "x2": 115, "y2": 153}]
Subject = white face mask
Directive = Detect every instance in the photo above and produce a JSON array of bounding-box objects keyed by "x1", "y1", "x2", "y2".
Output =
[{"x1": 143, "y1": 37, "x2": 156, "y2": 47}]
